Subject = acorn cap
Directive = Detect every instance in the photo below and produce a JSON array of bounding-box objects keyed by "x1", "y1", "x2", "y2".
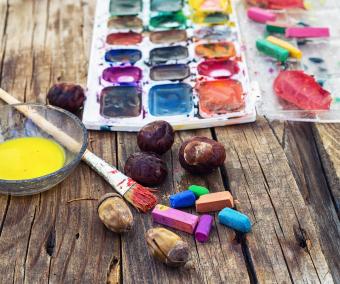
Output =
[{"x1": 97, "y1": 193, "x2": 122, "y2": 211}]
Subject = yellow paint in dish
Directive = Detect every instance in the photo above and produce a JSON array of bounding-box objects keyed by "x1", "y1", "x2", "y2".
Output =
[{"x1": 0, "y1": 137, "x2": 65, "y2": 180}]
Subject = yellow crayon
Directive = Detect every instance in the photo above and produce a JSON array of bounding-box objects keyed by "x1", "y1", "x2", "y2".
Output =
[{"x1": 266, "y1": 36, "x2": 303, "y2": 60}]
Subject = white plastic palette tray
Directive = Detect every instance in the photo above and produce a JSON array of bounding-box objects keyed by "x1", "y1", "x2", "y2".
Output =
[{"x1": 83, "y1": 0, "x2": 257, "y2": 131}]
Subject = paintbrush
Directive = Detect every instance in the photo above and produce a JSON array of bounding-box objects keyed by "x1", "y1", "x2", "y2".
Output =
[{"x1": 0, "y1": 88, "x2": 158, "y2": 212}]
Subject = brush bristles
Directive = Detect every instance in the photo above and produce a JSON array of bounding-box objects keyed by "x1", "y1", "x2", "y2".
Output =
[{"x1": 124, "y1": 183, "x2": 158, "y2": 213}]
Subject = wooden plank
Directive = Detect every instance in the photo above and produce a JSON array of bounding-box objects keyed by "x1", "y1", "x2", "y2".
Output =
[
  {"x1": 279, "y1": 121, "x2": 340, "y2": 283},
  {"x1": 0, "y1": 0, "x2": 120, "y2": 283},
  {"x1": 117, "y1": 129, "x2": 250, "y2": 284},
  {"x1": 313, "y1": 124, "x2": 340, "y2": 213},
  {"x1": 215, "y1": 118, "x2": 333, "y2": 283}
]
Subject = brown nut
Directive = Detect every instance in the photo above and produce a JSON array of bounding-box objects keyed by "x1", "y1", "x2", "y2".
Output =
[
  {"x1": 97, "y1": 193, "x2": 133, "y2": 233},
  {"x1": 179, "y1": 136, "x2": 226, "y2": 175},
  {"x1": 145, "y1": 227, "x2": 189, "y2": 267},
  {"x1": 47, "y1": 83, "x2": 85, "y2": 113},
  {"x1": 124, "y1": 152, "x2": 167, "y2": 186},
  {"x1": 137, "y1": 121, "x2": 174, "y2": 155}
]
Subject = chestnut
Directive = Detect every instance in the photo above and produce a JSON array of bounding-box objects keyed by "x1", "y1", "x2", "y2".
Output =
[
  {"x1": 47, "y1": 83, "x2": 85, "y2": 113},
  {"x1": 179, "y1": 136, "x2": 226, "y2": 175},
  {"x1": 137, "y1": 121, "x2": 174, "y2": 155},
  {"x1": 124, "y1": 152, "x2": 167, "y2": 186}
]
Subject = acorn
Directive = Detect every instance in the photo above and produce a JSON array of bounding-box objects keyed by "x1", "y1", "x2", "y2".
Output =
[
  {"x1": 97, "y1": 193, "x2": 133, "y2": 233},
  {"x1": 47, "y1": 83, "x2": 85, "y2": 114},
  {"x1": 145, "y1": 228, "x2": 189, "y2": 267},
  {"x1": 137, "y1": 120, "x2": 174, "y2": 155},
  {"x1": 179, "y1": 136, "x2": 226, "y2": 175}
]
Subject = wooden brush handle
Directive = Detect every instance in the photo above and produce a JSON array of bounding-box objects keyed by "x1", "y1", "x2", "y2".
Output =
[{"x1": 0, "y1": 88, "x2": 132, "y2": 196}]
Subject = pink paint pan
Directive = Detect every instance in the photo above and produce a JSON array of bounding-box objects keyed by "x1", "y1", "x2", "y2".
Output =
[
  {"x1": 102, "y1": 66, "x2": 142, "y2": 84},
  {"x1": 197, "y1": 59, "x2": 240, "y2": 78}
]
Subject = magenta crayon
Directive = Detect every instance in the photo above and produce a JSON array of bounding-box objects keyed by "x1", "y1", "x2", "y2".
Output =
[
  {"x1": 152, "y1": 204, "x2": 199, "y2": 234},
  {"x1": 285, "y1": 27, "x2": 330, "y2": 38},
  {"x1": 247, "y1": 7, "x2": 276, "y2": 24},
  {"x1": 195, "y1": 215, "x2": 213, "y2": 243}
]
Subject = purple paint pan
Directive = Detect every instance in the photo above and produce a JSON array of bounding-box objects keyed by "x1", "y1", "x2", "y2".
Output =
[{"x1": 102, "y1": 66, "x2": 142, "y2": 84}]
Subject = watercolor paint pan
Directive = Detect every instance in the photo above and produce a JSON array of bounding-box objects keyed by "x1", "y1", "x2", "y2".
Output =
[{"x1": 83, "y1": 0, "x2": 257, "y2": 131}]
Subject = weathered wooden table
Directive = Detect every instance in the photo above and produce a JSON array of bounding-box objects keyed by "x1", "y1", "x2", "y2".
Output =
[{"x1": 0, "y1": 1, "x2": 339, "y2": 283}]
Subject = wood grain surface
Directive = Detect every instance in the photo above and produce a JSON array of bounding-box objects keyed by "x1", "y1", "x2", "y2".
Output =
[{"x1": 0, "y1": 1, "x2": 339, "y2": 283}]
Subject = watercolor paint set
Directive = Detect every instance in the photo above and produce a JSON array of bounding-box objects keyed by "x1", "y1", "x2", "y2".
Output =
[
  {"x1": 237, "y1": 0, "x2": 340, "y2": 122},
  {"x1": 83, "y1": 0, "x2": 257, "y2": 131}
]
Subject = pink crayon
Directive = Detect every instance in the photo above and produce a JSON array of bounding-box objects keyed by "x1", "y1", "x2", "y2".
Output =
[
  {"x1": 247, "y1": 7, "x2": 277, "y2": 24},
  {"x1": 285, "y1": 27, "x2": 330, "y2": 38},
  {"x1": 195, "y1": 215, "x2": 214, "y2": 243},
  {"x1": 152, "y1": 204, "x2": 199, "y2": 234}
]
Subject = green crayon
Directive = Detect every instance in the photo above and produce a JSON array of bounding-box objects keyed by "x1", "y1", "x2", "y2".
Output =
[
  {"x1": 256, "y1": 39, "x2": 289, "y2": 62},
  {"x1": 188, "y1": 185, "x2": 210, "y2": 197}
]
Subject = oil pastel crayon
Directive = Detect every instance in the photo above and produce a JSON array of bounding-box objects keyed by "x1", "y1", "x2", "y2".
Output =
[
  {"x1": 188, "y1": 185, "x2": 210, "y2": 197},
  {"x1": 195, "y1": 214, "x2": 214, "y2": 243},
  {"x1": 285, "y1": 27, "x2": 330, "y2": 38},
  {"x1": 170, "y1": 190, "x2": 196, "y2": 208},
  {"x1": 152, "y1": 204, "x2": 199, "y2": 234},
  {"x1": 218, "y1": 208, "x2": 252, "y2": 233},
  {"x1": 266, "y1": 21, "x2": 290, "y2": 34},
  {"x1": 247, "y1": 7, "x2": 277, "y2": 24},
  {"x1": 256, "y1": 39, "x2": 289, "y2": 62},
  {"x1": 266, "y1": 36, "x2": 302, "y2": 59},
  {"x1": 196, "y1": 191, "x2": 234, "y2": 213}
]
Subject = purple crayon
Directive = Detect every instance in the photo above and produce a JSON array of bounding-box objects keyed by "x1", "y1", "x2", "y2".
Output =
[
  {"x1": 152, "y1": 204, "x2": 199, "y2": 234},
  {"x1": 195, "y1": 215, "x2": 214, "y2": 243}
]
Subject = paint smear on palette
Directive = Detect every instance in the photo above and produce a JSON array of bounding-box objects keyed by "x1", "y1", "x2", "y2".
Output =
[
  {"x1": 107, "y1": 16, "x2": 143, "y2": 30},
  {"x1": 110, "y1": 0, "x2": 142, "y2": 16},
  {"x1": 192, "y1": 12, "x2": 229, "y2": 25},
  {"x1": 105, "y1": 49, "x2": 142, "y2": 64},
  {"x1": 150, "y1": 64, "x2": 190, "y2": 81},
  {"x1": 189, "y1": 0, "x2": 230, "y2": 12},
  {"x1": 149, "y1": 83, "x2": 193, "y2": 116},
  {"x1": 150, "y1": 46, "x2": 189, "y2": 63},
  {"x1": 149, "y1": 11, "x2": 187, "y2": 30},
  {"x1": 196, "y1": 79, "x2": 244, "y2": 118},
  {"x1": 151, "y1": 0, "x2": 183, "y2": 12},
  {"x1": 195, "y1": 42, "x2": 236, "y2": 59},
  {"x1": 102, "y1": 66, "x2": 142, "y2": 84},
  {"x1": 194, "y1": 26, "x2": 231, "y2": 41},
  {"x1": 106, "y1": 32, "x2": 142, "y2": 45},
  {"x1": 150, "y1": 30, "x2": 187, "y2": 44},
  {"x1": 100, "y1": 86, "x2": 141, "y2": 118},
  {"x1": 198, "y1": 59, "x2": 239, "y2": 78}
]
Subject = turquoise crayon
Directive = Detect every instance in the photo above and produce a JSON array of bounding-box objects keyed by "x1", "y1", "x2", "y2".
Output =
[{"x1": 218, "y1": 208, "x2": 252, "y2": 233}]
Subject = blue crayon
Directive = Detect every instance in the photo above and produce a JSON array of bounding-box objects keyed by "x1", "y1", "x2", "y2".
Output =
[
  {"x1": 170, "y1": 190, "x2": 196, "y2": 208},
  {"x1": 218, "y1": 208, "x2": 252, "y2": 233}
]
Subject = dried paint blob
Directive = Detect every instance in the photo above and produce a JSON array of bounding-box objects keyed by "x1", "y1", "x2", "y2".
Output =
[
  {"x1": 189, "y1": 0, "x2": 229, "y2": 12},
  {"x1": 109, "y1": 0, "x2": 142, "y2": 16},
  {"x1": 151, "y1": 0, "x2": 183, "y2": 12},
  {"x1": 246, "y1": 0, "x2": 304, "y2": 9},
  {"x1": 100, "y1": 86, "x2": 141, "y2": 118},
  {"x1": 194, "y1": 26, "x2": 231, "y2": 41},
  {"x1": 196, "y1": 79, "x2": 244, "y2": 118},
  {"x1": 149, "y1": 11, "x2": 186, "y2": 30},
  {"x1": 274, "y1": 70, "x2": 332, "y2": 110},
  {"x1": 106, "y1": 32, "x2": 142, "y2": 45},
  {"x1": 102, "y1": 66, "x2": 142, "y2": 84},
  {"x1": 150, "y1": 30, "x2": 187, "y2": 44},
  {"x1": 192, "y1": 12, "x2": 229, "y2": 25},
  {"x1": 105, "y1": 49, "x2": 142, "y2": 64},
  {"x1": 149, "y1": 83, "x2": 193, "y2": 116},
  {"x1": 197, "y1": 60, "x2": 239, "y2": 78},
  {"x1": 150, "y1": 46, "x2": 188, "y2": 64},
  {"x1": 107, "y1": 16, "x2": 143, "y2": 30},
  {"x1": 195, "y1": 42, "x2": 236, "y2": 59},
  {"x1": 150, "y1": 64, "x2": 190, "y2": 81}
]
